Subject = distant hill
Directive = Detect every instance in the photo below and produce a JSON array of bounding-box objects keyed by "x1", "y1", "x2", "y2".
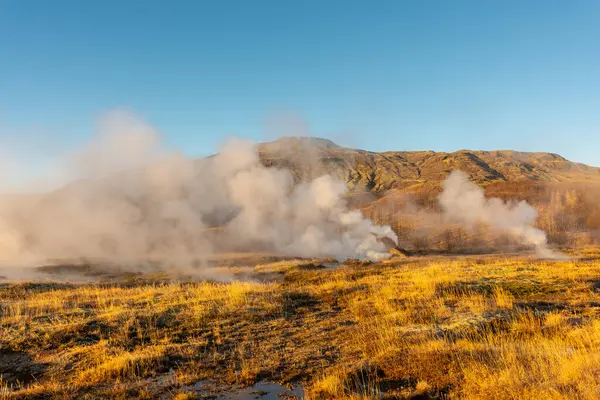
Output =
[{"x1": 257, "y1": 136, "x2": 600, "y2": 194}]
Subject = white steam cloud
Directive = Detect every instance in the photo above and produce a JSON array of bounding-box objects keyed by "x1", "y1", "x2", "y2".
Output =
[
  {"x1": 438, "y1": 170, "x2": 564, "y2": 258},
  {"x1": 0, "y1": 110, "x2": 397, "y2": 272}
]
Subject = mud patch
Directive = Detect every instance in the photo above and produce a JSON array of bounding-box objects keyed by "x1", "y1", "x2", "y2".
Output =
[
  {"x1": 0, "y1": 351, "x2": 46, "y2": 387},
  {"x1": 195, "y1": 380, "x2": 304, "y2": 399}
]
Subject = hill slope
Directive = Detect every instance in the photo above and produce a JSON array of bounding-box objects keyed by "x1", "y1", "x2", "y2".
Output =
[{"x1": 257, "y1": 137, "x2": 600, "y2": 194}]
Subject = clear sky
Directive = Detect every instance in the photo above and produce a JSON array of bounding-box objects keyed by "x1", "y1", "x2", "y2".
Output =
[{"x1": 1, "y1": 0, "x2": 599, "y2": 173}]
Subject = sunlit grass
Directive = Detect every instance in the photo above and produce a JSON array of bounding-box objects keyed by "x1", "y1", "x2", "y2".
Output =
[{"x1": 2, "y1": 251, "x2": 600, "y2": 398}]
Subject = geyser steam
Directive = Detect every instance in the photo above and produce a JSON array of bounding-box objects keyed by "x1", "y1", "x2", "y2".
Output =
[
  {"x1": 439, "y1": 170, "x2": 562, "y2": 258},
  {"x1": 0, "y1": 110, "x2": 397, "y2": 269}
]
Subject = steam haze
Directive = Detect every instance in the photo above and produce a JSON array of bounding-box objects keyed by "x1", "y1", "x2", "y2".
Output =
[
  {"x1": 438, "y1": 170, "x2": 565, "y2": 258},
  {"x1": 0, "y1": 110, "x2": 398, "y2": 274}
]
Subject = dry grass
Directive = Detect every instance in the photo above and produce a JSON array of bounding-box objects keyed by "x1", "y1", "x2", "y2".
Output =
[{"x1": 2, "y1": 248, "x2": 600, "y2": 398}]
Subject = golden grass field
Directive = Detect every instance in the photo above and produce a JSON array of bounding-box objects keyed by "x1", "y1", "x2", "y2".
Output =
[{"x1": 3, "y1": 248, "x2": 600, "y2": 399}]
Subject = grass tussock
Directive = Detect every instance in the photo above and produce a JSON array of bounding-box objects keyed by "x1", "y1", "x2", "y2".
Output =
[{"x1": 2, "y1": 249, "x2": 600, "y2": 398}]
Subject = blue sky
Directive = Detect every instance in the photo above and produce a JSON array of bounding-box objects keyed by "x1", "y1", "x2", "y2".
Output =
[{"x1": 1, "y1": 0, "x2": 599, "y2": 174}]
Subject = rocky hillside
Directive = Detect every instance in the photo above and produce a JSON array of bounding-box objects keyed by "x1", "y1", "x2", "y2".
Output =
[{"x1": 257, "y1": 137, "x2": 600, "y2": 194}]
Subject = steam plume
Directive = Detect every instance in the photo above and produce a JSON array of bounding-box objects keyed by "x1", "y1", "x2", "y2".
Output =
[
  {"x1": 0, "y1": 110, "x2": 397, "y2": 273},
  {"x1": 438, "y1": 170, "x2": 563, "y2": 258}
]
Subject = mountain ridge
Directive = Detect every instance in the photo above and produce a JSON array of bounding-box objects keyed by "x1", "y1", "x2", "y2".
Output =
[{"x1": 256, "y1": 137, "x2": 600, "y2": 195}]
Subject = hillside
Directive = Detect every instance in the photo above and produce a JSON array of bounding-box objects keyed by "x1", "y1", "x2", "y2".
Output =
[{"x1": 257, "y1": 136, "x2": 600, "y2": 193}]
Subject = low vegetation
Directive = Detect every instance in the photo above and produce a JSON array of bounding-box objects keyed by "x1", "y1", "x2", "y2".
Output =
[{"x1": 3, "y1": 249, "x2": 600, "y2": 398}]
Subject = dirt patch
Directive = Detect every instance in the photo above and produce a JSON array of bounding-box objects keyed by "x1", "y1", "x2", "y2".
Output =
[
  {"x1": 0, "y1": 350, "x2": 47, "y2": 387},
  {"x1": 195, "y1": 380, "x2": 304, "y2": 399}
]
